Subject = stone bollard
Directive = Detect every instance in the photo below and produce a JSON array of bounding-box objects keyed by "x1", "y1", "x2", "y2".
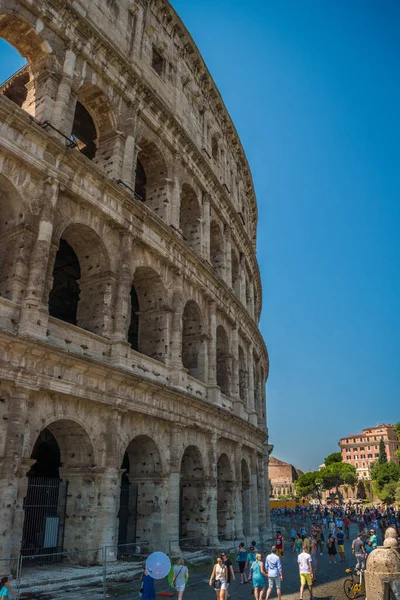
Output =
[{"x1": 365, "y1": 527, "x2": 400, "y2": 600}]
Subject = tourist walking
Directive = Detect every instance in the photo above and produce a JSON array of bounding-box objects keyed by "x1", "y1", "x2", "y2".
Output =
[
  {"x1": 209, "y1": 555, "x2": 227, "y2": 599},
  {"x1": 236, "y1": 543, "x2": 248, "y2": 584},
  {"x1": 172, "y1": 558, "x2": 189, "y2": 600},
  {"x1": 0, "y1": 578, "x2": 10, "y2": 600},
  {"x1": 141, "y1": 568, "x2": 155, "y2": 600},
  {"x1": 352, "y1": 532, "x2": 366, "y2": 571},
  {"x1": 221, "y1": 552, "x2": 235, "y2": 600},
  {"x1": 298, "y1": 545, "x2": 314, "y2": 600},
  {"x1": 337, "y1": 527, "x2": 346, "y2": 562},
  {"x1": 246, "y1": 545, "x2": 257, "y2": 582},
  {"x1": 265, "y1": 546, "x2": 283, "y2": 600},
  {"x1": 275, "y1": 530, "x2": 284, "y2": 557},
  {"x1": 251, "y1": 552, "x2": 267, "y2": 600},
  {"x1": 326, "y1": 533, "x2": 337, "y2": 564}
]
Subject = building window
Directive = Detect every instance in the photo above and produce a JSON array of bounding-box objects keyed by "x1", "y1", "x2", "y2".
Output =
[
  {"x1": 152, "y1": 46, "x2": 164, "y2": 77},
  {"x1": 211, "y1": 135, "x2": 219, "y2": 160}
]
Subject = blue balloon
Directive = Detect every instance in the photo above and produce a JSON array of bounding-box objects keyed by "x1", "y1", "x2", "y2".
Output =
[{"x1": 145, "y1": 551, "x2": 171, "y2": 580}]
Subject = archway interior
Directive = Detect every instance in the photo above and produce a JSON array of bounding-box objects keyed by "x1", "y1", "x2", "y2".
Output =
[
  {"x1": 239, "y1": 346, "x2": 247, "y2": 406},
  {"x1": 127, "y1": 286, "x2": 139, "y2": 350},
  {"x1": 179, "y1": 185, "x2": 201, "y2": 253},
  {"x1": 231, "y1": 249, "x2": 240, "y2": 297},
  {"x1": 180, "y1": 446, "x2": 206, "y2": 543},
  {"x1": 216, "y1": 326, "x2": 230, "y2": 395},
  {"x1": 71, "y1": 101, "x2": 97, "y2": 159},
  {"x1": 210, "y1": 221, "x2": 224, "y2": 276},
  {"x1": 134, "y1": 158, "x2": 147, "y2": 201},
  {"x1": 217, "y1": 454, "x2": 235, "y2": 539},
  {"x1": 119, "y1": 436, "x2": 162, "y2": 548},
  {"x1": 241, "y1": 459, "x2": 251, "y2": 535},
  {"x1": 49, "y1": 239, "x2": 81, "y2": 325},
  {"x1": 182, "y1": 301, "x2": 205, "y2": 381}
]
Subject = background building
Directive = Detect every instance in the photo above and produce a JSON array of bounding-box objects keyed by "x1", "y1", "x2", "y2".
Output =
[
  {"x1": 0, "y1": 0, "x2": 270, "y2": 560},
  {"x1": 339, "y1": 424, "x2": 399, "y2": 479},
  {"x1": 269, "y1": 456, "x2": 303, "y2": 498}
]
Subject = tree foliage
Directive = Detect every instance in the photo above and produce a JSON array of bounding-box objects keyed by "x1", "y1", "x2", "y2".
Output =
[
  {"x1": 371, "y1": 461, "x2": 400, "y2": 493},
  {"x1": 378, "y1": 438, "x2": 388, "y2": 464},
  {"x1": 295, "y1": 471, "x2": 323, "y2": 502},
  {"x1": 394, "y1": 422, "x2": 400, "y2": 460},
  {"x1": 324, "y1": 452, "x2": 342, "y2": 466},
  {"x1": 378, "y1": 481, "x2": 398, "y2": 505},
  {"x1": 319, "y1": 462, "x2": 357, "y2": 491}
]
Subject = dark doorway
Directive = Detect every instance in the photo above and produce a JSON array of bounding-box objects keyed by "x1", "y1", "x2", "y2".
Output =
[
  {"x1": 49, "y1": 239, "x2": 81, "y2": 325},
  {"x1": 127, "y1": 287, "x2": 139, "y2": 350},
  {"x1": 71, "y1": 101, "x2": 97, "y2": 159},
  {"x1": 134, "y1": 158, "x2": 147, "y2": 201}
]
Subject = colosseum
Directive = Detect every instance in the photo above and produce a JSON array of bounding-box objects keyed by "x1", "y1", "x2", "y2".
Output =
[{"x1": 0, "y1": 0, "x2": 270, "y2": 560}]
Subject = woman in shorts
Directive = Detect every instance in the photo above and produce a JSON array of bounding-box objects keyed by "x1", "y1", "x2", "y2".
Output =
[
  {"x1": 209, "y1": 555, "x2": 227, "y2": 599},
  {"x1": 251, "y1": 553, "x2": 267, "y2": 600},
  {"x1": 172, "y1": 557, "x2": 189, "y2": 600}
]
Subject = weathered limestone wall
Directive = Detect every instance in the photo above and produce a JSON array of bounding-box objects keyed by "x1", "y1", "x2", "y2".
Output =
[{"x1": 0, "y1": 0, "x2": 270, "y2": 559}]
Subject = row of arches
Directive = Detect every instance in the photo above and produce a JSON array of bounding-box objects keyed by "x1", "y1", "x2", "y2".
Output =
[
  {"x1": 0, "y1": 17, "x2": 258, "y2": 318},
  {"x1": 21, "y1": 419, "x2": 256, "y2": 555}
]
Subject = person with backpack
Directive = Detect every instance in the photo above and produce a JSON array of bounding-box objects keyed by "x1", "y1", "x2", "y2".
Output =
[{"x1": 172, "y1": 558, "x2": 189, "y2": 600}]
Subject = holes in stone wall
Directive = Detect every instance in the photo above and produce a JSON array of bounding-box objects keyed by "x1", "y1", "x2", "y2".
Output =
[
  {"x1": 152, "y1": 46, "x2": 164, "y2": 77},
  {"x1": 49, "y1": 239, "x2": 81, "y2": 326},
  {"x1": 217, "y1": 453, "x2": 235, "y2": 539},
  {"x1": 180, "y1": 446, "x2": 206, "y2": 540},
  {"x1": 179, "y1": 184, "x2": 201, "y2": 254},
  {"x1": 241, "y1": 459, "x2": 251, "y2": 535},
  {"x1": 127, "y1": 286, "x2": 139, "y2": 351},
  {"x1": 182, "y1": 301, "x2": 205, "y2": 382},
  {"x1": 239, "y1": 346, "x2": 247, "y2": 406},
  {"x1": 210, "y1": 220, "x2": 225, "y2": 277},
  {"x1": 134, "y1": 158, "x2": 147, "y2": 201},
  {"x1": 231, "y1": 249, "x2": 240, "y2": 298},
  {"x1": 216, "y1": 325, "x2": 230, "y2": 395},
  {"x1": 135, "y1": 141, "x2": 168, "y2": 219}
]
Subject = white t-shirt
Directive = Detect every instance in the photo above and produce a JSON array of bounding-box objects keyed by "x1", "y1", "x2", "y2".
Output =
[{"x1": 298, "y1": 552, "x2": 312, "y2": 574}]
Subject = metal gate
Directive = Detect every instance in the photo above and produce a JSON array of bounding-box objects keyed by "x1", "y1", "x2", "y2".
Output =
[{"x1": 21, "y1": 477, "x2": 68, "y2": 562}]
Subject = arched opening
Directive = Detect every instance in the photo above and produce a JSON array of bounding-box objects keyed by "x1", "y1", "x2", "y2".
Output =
[
  {"x1": 48, "y1": 239, "x2": 81, "y2": 325},
  {"x1": 71, "y1": 85, "x2": 117, "y2": 174},
  {"x1": 119, "y1": 436, "x2": 162, "y2": 548},
  {"x1": 129, "y1": 267, "x2": 167, "y2": 363},
  {"x1": 180, "y1": 446, "x2": 206, "y2": 541},
  {"x1": 48, "y1": 224, "x2": 111, "y2": 336},
  {"x1": 127, "y1": 286, "x2": 139, "y2": 350},
  {"x1": 211, "y1": 135, "x2": 219, "y2": 160},
  {"x1": 179, "y1": 185, "x2": 201, "y2": 254},
  {"x1": 216, "y1": 326, "x2": 230, "y2": 395},
  {"x1": 241, "y1": 459, "x2": 251, "y2": 535},
  {"x1": 0, "y1": 174, "x2": 31, "y2": 302},
  {"x1": 231, "y1": 249, "x2": 240, "y2": 298},
  {"x1": 217, "y1": 454, "x2": 235, "y2": 539},
  {"x1": 22, "y1": 420, "x2": 94, "y2": 556},
  {"x1": 0, "y1": 15, "x2": 48, "y2": 117},
  {"x1": 210, "y1": 220, "x2": 225, "y2": 277},
  {"x1": 135, "y1": 140, "x2": 168, "y2": 219},
  {"x1": 134, "y1": 158, "x2": 147, "y2": 201},
  {"x1": 239, "y1": 346, "x2": 248, "y2": 406},
  {"x1": 182, "y1": 301, "x2": 205, "y2": 382}
]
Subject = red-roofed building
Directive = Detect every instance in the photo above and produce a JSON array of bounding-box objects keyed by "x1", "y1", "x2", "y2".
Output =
[{"x1": 339, "y1": 424, "x2": 399, "y2": 479}]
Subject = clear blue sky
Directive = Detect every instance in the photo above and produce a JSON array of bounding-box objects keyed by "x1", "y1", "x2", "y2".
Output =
[{"x1": 1, "y1": 1, "x2": 399, "y2": 472}]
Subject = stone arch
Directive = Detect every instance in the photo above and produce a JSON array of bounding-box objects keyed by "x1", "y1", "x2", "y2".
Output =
[
  {"x1": 241, "y1": 458, "x2": 251, "y2": 535},
  {"x1": 231, "y1": 247, "x2": 240, "y2": 298},
  {"x1": 182, "y1": 300, "x2": 206, "y2": 382},
  {"x1": 0, "y1": 173, "x2": 32, "y2": 301},
  {"x1": 239, "y1": 345, "x2": 248, "y2": 406},
  {"x1": 135, "y1": 139, "x2": 168, "y2": 220},
  {"x1": 48, "y1": 223, "x2": 112, "y2": 337},
  {"x1": 180, "y1": 445, "x2": 207, "y2": 541},
  {"x1": 72, "y1": 83, "x2": 118, "y2": 174},
  {"x1": 23, "y1": 419, "x2": 95, "y2": 555},
  {"x1": 217, "y1": 453, "x2": 235, "y2": 539},
  {"x1": 130, "y1": 266, "x2": 167, "y2": 363},
  {"x1": 216, "y1": 325, "x2": 231, "y2": 395},
  {"x1": 119, "y1": 435, "x2": 163, "y2": 546},
  {"x1": 0, "y1": 12, "x2": 50, "y2": 116},
  {"x1": 179, "y1": 184, "x2": 201, "y2": 254},
  {"x1": 210, "y1": 220, "x2": 225, "y2": 277}
]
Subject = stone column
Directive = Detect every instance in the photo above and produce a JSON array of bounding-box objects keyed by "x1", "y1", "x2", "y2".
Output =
[
  {"x1": 239, "y1": 253, "x2": 247, "y2": 306},
  {"x1": 164, "y1": 426, "x2": 181, "y2": 554},
  {"x1": 168, "y1": 271, "x2": 184, "y2": 374},
  {"x1": 224, "y1": 224, "x2": 232, "y2": 287},
  {"x1": 249, "y1": 281, "x2": 255, "y2": 319},
  {"x1": 264, "y1": 444, "x2": 272, "y2": 531},
  {"x1": 207, "y1": 300, "x2": 217, "y2": 386},
  {"x1": 113, "y1": 233, "x2": 135, "y2": 340},
  {"x1": 19, "y1": 178, "x2": 60, "y2": 340},
  {"x1": 23, "y1": 62, "x2": 59, "y2": 123},
  {"x1": 247, "y1": 345, "x2": 257, "y2": 425},
  {"x1": 202, "y1": 193, "x2": 211, "y2": 262},
  {"x1": 250, "y1": 462, "x2": 259, "y2": 538},
  {"x1": 121, "y1": 103, "x2": 140, "y2": 187},
  {"x1": 257, "y1": 454, "x2": 267, "y2": 540},
  {"x1": 93, "y1": 467, "x2": 124, "y2": 558},
  {"x1": 169, "y1": 156, "x2": 182, "y2": 229},
  {"x1": 0, "y1": 388, "x2": 31, "y2": 559},
  {"x1": 206, "y1": 434, "x2": 219, "y2": 545},
  {"x1": 51, "y1": 48, "x2": 77, "y2": 136},
  {"x1": 233, "y1": 445, "x2": 244, "y2": 541},
  {"x1": 232, "y1": 326, "x2": 244, "y2": 417}
]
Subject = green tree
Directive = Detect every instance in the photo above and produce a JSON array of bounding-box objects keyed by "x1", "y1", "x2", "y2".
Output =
[
  {"x1": 319, "y1": 462, "x2": 357, "y2": 502},
  {"x1": 295, "y1": 471, "x2": 323, "y2": 503},
  {"x1": 395, "y1": 482, "x2": 400, "y2": 505},
  {"x1": 378, "y1": 438, "x2": 388, "y2": 464},
  {"x1": 371, "y1": 461, "x2": 400, "y2": 493},
  {"x1": 394, "y1": 422, "x2": 400, "y2": 460},
  {"x1": 378, "y1": 481, "x2": 398, "y2": 505},
  {"x1": 324, "y1": 452, "x2": 343, "y2": 466}
]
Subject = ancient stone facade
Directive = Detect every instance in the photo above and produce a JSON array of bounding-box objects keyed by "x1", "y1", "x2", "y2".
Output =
[
  {"x1": 269, "y1": 457, "x2": 302, "y2": 498},
  {"x1": 0, "y1": 0, "x2": 270, "y2": 559}
]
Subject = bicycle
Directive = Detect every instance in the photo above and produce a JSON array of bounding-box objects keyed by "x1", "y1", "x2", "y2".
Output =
[{"x1": 343, "y1": 568, "x2": 365, "y2": 599}]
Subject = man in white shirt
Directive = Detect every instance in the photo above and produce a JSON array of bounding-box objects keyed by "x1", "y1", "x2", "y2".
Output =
[
  {"x1": 265, "y1": 546, "x2": 283, "y2": 600},
  {"x1": 298, "y1": 545, "x2": 314, "y2": 600}
]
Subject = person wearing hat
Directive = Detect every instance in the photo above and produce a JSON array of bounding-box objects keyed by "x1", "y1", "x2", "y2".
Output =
[{"x1": 265, "y1": 545, "x2": 283, "y2": 600}]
